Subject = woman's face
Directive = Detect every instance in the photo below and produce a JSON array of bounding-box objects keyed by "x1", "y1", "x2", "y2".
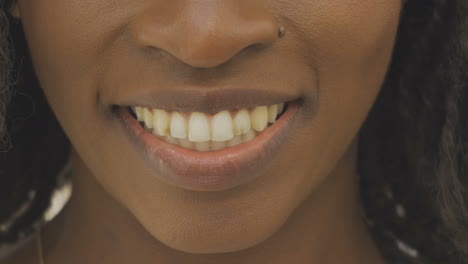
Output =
[{"x1": 15, "y1": 0, "x2": 402, "y2": 254}]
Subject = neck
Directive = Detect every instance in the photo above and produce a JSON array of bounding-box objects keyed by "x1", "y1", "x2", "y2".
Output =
[{"x1": 40, "y1": 139, "x2": 386, "y2": 264}]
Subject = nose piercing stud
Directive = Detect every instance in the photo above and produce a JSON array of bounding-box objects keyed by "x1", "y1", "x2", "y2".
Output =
[{"x1": 278, "y1": 26, "x2": 286, "y2": 38}]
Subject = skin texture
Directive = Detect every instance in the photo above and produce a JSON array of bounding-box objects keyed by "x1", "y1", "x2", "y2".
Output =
[{"x1": 3, "y1": 0, "x2": 403, "y2": 263}]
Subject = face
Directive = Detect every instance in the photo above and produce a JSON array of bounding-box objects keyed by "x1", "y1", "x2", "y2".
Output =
[{"x1": 15, "y1": 0, "x2": 402, "y2": 254}]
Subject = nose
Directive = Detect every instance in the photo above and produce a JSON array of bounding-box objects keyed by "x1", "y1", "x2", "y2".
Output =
[{"x1": 132, "y1": 1, "x2": 279, "y2": 68}]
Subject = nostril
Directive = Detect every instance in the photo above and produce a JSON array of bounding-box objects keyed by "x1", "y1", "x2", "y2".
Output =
[
  {"x1": 131, "y1": 2, "x2": 279, "y2": 69},
  {"x1": 238, "y1": 43, "x2": 263, "y2": 56}
]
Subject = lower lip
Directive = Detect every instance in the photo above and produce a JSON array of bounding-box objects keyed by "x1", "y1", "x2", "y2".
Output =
[{"x1": 116, "y1": 102, "x2": 300, "y2": 192}]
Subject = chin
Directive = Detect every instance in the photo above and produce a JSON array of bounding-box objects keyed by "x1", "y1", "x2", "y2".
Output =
[
  {"x1": 136, "y1": 208, "x2": 288, "y2": 254},
  {"x1": 153, "y1": 228, "x2": 273, "y2": 254}
]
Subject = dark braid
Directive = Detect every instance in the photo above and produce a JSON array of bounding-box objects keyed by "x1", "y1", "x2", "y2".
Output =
[
  {"x1": 0, "y1": 7, "x2": 70, "y2": 243},
  {"x1": 360, "y1": 0, "x2": 468, "y2": 263},
  {"x1": 0, "y1": 3, "x2": 11, "y2": 147}
]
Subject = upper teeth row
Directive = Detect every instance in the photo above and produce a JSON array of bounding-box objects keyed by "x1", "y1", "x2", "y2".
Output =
[{"x1": 132, "y1": 103, "x2": 285, "y2": 142}]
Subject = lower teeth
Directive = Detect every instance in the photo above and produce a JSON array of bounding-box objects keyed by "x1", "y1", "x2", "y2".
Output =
[{"x1": 145, "y1": 128, "x2": 260, "y2": 152}]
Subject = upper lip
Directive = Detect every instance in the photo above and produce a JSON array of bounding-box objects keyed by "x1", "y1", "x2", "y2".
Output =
[{"x1": 114, "y1": 85, "x2": 300, "y2": 113}]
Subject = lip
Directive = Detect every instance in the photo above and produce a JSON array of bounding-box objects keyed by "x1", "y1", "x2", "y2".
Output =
[
  {"x1": 114, "y1": 86, "x2": 299, "y2": 114},
  {"x1": 115, "y1": 100, "x2": 300, "y2": 192}
]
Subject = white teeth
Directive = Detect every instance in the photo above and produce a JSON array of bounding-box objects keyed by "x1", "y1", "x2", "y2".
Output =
[
  {"x1": 250, "y1": 106, "x2": 268, "y2": 132},
  {"x1": 195, "y1": 141, "x2": 210, "y2": 152},
  {"x1": 227, "y1": 135, "x2": 242, "y2": 147},
  {"x1": 143, "y1": 108, "x2": 153, "y2": 128},
  {"x1": 170, "y1": 112, "x2": 187, "y2": 138},
  {"x1": 268, "y1": 105, "x2": 278, "y2": 123},
  {"x1": 211, "y1": 110, "x2": 234, "y2": 141},
  {"x1": 164, "y1": 133, "x2": 256, "y2": 152},
  {"x1": 136, "y1": 107, "x2": 144, "y2": 122},
  {"x1": 233, "y1": 109, "x2": 251, "y2": 136},
  {"x1": 211, "y1": 141, "x2": 226, "y2": 151},
  {"x1": 133, "y1": 102, "x2": 288, "y2": 151},
  {"x1": 188, "y1": 112, "x2": 211, "y2": 142},
  {"x1": 165, "y1": 135, "x2": 178, "y2": 144},
  {"x1": 153, "y1": 109, "x2": 171, "y2": 136},
  {"x1": 242, "y1": 129, "x2": 256, "y2": 142},
  {"x1": 178, "y1": 138, "x2": 194, "y2": 150}
]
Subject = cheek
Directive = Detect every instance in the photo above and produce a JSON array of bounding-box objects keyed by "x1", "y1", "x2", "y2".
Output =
[
  {"x1": 296, "y1": 0, "x2": 402, "y2": 121},
  {"x1": 16, "y1": 0, "x2": 128, "y2": 156},
  {"x1": 289, "y1": 0, "x2": 402, "y2": 72},
  {"x1": 277, "y1": 0, "x2": 402, "y2": 187},
  {"x1": 17, "y1": 0, "x2": 96, "y2": 109},
  {"x1": 317, "y1": 1, "x2": 402, "y2": 80},
  {"x1": 16, "y1": 0, "x2": 130, "y2": 103},
  {"x1": 318, "y1": 1, "x2": 401, "y2": 128}
]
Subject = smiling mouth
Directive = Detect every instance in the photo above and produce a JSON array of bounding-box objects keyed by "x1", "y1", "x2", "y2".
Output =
[
  {"x1": 129, "y1": 102, "x2": 288, "y2": 152},
  {"x1": 115, "y1": 96, "x2": 300, "y2": 191}
]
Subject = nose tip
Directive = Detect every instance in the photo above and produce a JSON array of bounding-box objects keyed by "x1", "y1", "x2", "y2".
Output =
[
  {"x1": 176, "y1": 19, "x2": 278, "y2": 68},
  {"x1": 132, "y1": 2, "x2": 279, "y2": 68}
]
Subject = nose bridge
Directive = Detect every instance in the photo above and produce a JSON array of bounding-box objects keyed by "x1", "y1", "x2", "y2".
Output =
[{"x1": 132, "y1": 0, "x2": 279, "y2": 68}]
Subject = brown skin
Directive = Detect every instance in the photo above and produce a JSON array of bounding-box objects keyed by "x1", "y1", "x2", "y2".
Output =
[{"x1": 3, "y1": 0, "x2": 403, "y2": 263}]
